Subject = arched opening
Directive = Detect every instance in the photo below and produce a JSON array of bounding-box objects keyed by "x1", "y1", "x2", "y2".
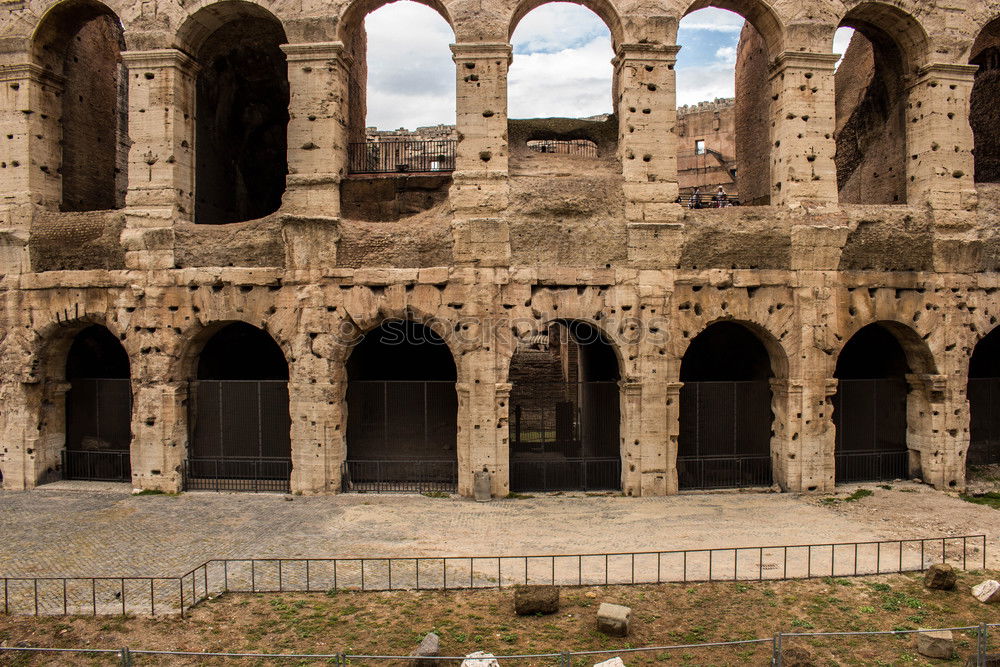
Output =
[
  {"x1": 32, "y1": 0, "x2": 127, "y2": 211},
  {"x1": 968, "y1": 328, "x2": 1000, "y2": 467},
  {"x1": 344, "y1": 320, "x2": 458, "y2": 492},
  {"x1": 506, "y1": 3, "x2": 616, "y2": 168},
  {"x1": 678, "y1": 321, "x2": 775, "y2": 489},
  {"x1": 970, "y1": 18, "x2": 1000, "y2": 183},
  {"x1": 834, "y1": 4, "x2": 925, "y2": 204},
  {"x1": 508, "y1": 321, "x2": 621, "y2": 492},
  {"x1": 182, "y1": 2, "x2": 288, "y2": 224},
  {"x1": 832, "y1": 323, "x2": 912, "y2": 482},
  {"x1": 63, "y1": 325, "x2": 131, "y2": 481},
  {"x1": 676, "y1": 7, "x2": 745, "y2": 205},
  {"x1": 186, "y1": 322, "x2": 291, "y2": 492}
]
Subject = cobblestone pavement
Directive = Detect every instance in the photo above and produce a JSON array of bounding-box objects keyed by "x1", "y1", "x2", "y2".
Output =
[{"x1": 0, "y1": 481, "x2": 992, "y2": 579}]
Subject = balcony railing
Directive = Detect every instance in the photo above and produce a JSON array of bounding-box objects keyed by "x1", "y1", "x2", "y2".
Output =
[{"x1": 348, "y1": 140, "x2": 457, "y2": 175}]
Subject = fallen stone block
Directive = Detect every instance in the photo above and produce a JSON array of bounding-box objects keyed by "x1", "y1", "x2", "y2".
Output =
[
  {"x1": 597, "y1": 602, "x2": 631, "y2": 637},
  {"x1": 461, "y1": 651, "x2": 500, "y2": 667},
  {"x1": 924, "y1": 563, "x2": 957, "y2": 590},
  {"x1": 594, "y1": 658, "x2": 626, "y2": 667},
  {"x1": 514, "y1": 585, "x2": 560, "y2": 615},
  {"x1": 409, "y1": 632, "x2": 439, "y2": 666},
  {"x1": 917, "y1": 629, "x2": 954, "y2": 659},
  {"x1": 973, "y1": 580, "x2": 1000, "y2": 603},
  {"x1": 782, "y1": 646, "x2": 817, "y2": 667}
]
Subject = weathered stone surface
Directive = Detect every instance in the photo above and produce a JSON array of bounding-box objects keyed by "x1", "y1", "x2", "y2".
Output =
[
  {"x1": 782, "y1": 646, "x2": 817, "y2": 667},
  {"x1": 924, "y1": 563, "x2": 958, "y2": 590},
  {"x1": 461, "y1": 652, "x2": 500, "y2": 667},
  {"x1": 593, "y1": 658, "x2": 626, "y2": 667},
  {"x1": 409, "y1": 632, "x2": 440, "y2": 666},
  {"x1": 917, "y1": 629, "x2": 954, "y2": 659},
  {"x1": 514, "y1": 585, "x2": 560, "y2": 615},
  {"x1": 973, "y1": 580, "x2": 1000, "y2": 603},
  {"x1": 597, "y1": 603, "x2": 631, "y2": 637}
]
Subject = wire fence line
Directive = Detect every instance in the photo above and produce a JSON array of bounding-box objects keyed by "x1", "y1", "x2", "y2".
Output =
[
  {"x1": 0, "y1": 535, "x2": 987, "y2": 618},
  {"x1": 2, "y1": 623, "x2": 999, "y2": 665}
]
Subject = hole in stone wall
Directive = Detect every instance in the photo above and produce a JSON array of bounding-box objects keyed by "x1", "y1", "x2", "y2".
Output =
[{"x1": 193, "y1": 7, "x2": 288, "y2": 224}]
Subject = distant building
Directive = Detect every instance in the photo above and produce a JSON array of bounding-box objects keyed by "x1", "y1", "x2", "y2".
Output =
[{"x1": 676, "y1": 98, "x2": 737, "y2": 198}]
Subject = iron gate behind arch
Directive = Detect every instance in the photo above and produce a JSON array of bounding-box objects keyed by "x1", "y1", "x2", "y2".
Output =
[
  {"x1": 677, "y1": 380, "x2": 774, "y2": 489},
  {"x1": 64, "y1": 378, "x2": 132, "y2": 482},
  {"x1": 185, "y1": 380, "x2": 292, "y2": 493},
  {"x1": 343, "y1": 380, "x2": 458, "y2": 492},
  {"x1": 508, "y1": 381, "x2": 621, "y2": 492},
  {"x1": 832, "y1": 378, "x2": 909, "y2": 483},
  {"x1": 968, "y1": 377, "x2": 1000, "y2": 466}
]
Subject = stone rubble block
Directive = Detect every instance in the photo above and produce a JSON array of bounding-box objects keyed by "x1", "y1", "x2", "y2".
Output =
[
  {"x1": 408, "y1": 632, "x2": 440, "y2": 666},
  {"x1": 514, "y1": 585, "x2": 560, "y2": 615},
  {"x1": 972, "y1": 580, "x2": 1000, "y2": 603},
  {"x1": 593, "y1": 658, "x2": 626, "y2": 667},
  {"x1": 460, "y1": 651, "x2": 500, "y2": 667},
  {"x1": 923, "y1": 563, "x2": 957, "y2": 590},
  {"x1": 597, "y1": 602, "x2": 631, "y2": 637},
  {"x1": 916, "y1": 629, "x2": 954, "y2": 659}
]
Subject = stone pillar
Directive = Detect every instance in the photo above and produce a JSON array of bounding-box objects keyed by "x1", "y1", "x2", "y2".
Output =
[
  {"x1": 455, "y1": 377, "x2": 506, "y2": 498},
  {"x1": 280, "y1": 42, "x2": 350, "y2": 219},
  {"x1": 619, "y1": 380, "x2": 643, "y2": 495},
  {"x1": 614, "y1": 44, "x2": 680, "y2": 222},
  {"x1": 121, "y1": 49, "x2": 198, "y2": 270},
  {"x1": 450, "y1": 43, "x2": 511, "y2": 215},
  {"x1": 493, "y1": 382, "x2": 512, "y2": 497},
  {"x1": 0, "y1": 62, "x2": 62, "y2": 273},
  {"x1": 631, "y1": 379, "x2": 670, "y2": 495},
  {"x1": 768, "y1": 52, "x2": 839, "y2": 208},
  {"x1": 288, "y1": 379, "x2": 343, "y2": 494},
  {"x1": 905, "y1": 64, "x2": 978, "y2": 210},
  {"x1": 129, "y1": 380, "x2": 187, "y2": 492},
  {"x1": 663, "y1": 381, "x2": 682, "y2": 494},
  {"x1": 905, "y1": 373, "x2": 954, "y2": 489},
  {"x1": 790, "y1": 377, "x2": 837, "y2": 492}
]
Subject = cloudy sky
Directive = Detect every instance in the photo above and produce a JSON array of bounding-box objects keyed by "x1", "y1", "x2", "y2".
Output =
[{"x1": 364, "y1": 1, "x2": 855, "y2": 130}]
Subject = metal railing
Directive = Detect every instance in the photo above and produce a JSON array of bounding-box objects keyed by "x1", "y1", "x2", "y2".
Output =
[
  {"x1": 348, "y1": 140, "x2": 457, "y2": 174},
  {"x1": 61, "y1": 449, "x2": 131, "y2": 482},
  {"x1": 677, "y1": 454, "x2": 773, "y2": 489},
  {"x1": 341, "y1": 459, "x2": 458, "y2": 493},
  {"x1": 3, "y1": 623, "x2": 999, "y2": 665},
  {"x1": 526, "y1": 139, "x2": 599, "y2": 157},
  {"x1": 183, "y1": 457, "x2": 292, "y2": 493},
  {"x1": 835, "y1": 449, "x2": 909, "y2": 484},
  {"x1": 509, "y1": 457, "x2": 621, "y2": 492},
  {"x1": 1, "y1": 535, "x2": 985, "y2": 618},
  {"x1": 680, "y1": 193, "x2": 741, "y2": 207}
]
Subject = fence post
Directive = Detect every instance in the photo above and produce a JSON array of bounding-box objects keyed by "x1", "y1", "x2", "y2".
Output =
[
  {"x1": 772, "y1": 632, "x2": 782, "y2": 666},
  {"x1": 979, "y1": 623, "x2": 988, "y2": 665},
  {"x1": 560, "y1": 651, "x2": 572, "y2": 666},
  {"x1": 119, "y1": 647, "x2": 132, "y2": 667}
]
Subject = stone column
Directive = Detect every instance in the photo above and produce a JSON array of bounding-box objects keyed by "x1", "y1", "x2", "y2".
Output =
[
  {"x1": 129, "y1": 379, "x2": 187, "y2": 492},
  {"x1": 905, "y1": 372, "x2": 953, "y2": 489},
  {"x1": 768, "y1": 52, "x2": 839, "y2": 208},
  {"x1": 280, "y1": 42, "x2": 350, "y2": 219},
  {"x1": 493, "y1": 382, "x2": 512, "y2": 497},
  {"x1": 791, "y1": 377, "x2": 838, "y2": 492},
  {"x1": 614, "y1": 44, "x2": 680, "y2": 222},
  {"x1": 288, "y1": 379, "x2": 343, "y2": 494},
  {"x1": 455, "y1": 377, "x2": 507, "y2": 498},
  {"x1": 121, "y1": 49, "x2": 198, "y2": 270},
  {"x1": 619, "y1": 380, "x2": 643, "y2": 495},
  {"x1": 905, "y1": 64, "x2": 978, "y2": 211}
]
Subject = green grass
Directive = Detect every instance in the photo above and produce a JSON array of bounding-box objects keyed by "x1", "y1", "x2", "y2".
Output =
[
  {"x1": 133, "y1": 489, "x2": 179, "y2": 497},
  {"x1": 421, "y1": 491, "x2": 450, "y2": 499},
  {"x1": 820, "y1": 488, "x2": 874, "y2": 505},
  {"x1": 960, "y1": 491, "x2": 1000, "y2": 509}
]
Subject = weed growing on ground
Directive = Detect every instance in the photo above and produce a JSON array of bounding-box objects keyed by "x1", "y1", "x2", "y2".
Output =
[
  {"x1": 960, "y1": 491, "x2": 1000, "y2": 509},
  {"x1": 421, "y1": 491, "x2": 450, "y2": 499}
]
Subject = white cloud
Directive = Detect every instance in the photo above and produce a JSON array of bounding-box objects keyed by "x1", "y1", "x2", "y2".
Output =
[
  {"x1": 365, "y1": 1, "x2": 455, "y2": 130},
  {"x1": 677, "y1": 7, "x2": 746, "y2": 33},
  {"x1": 675, "y1": 66, "x2": 735, "y2": 107},
  {"x1": 508, "y1": 36, "x2": 615, "y2": 118},
  {"x1": 833, "y1": 26, "x2": 856, "y2": 70},
  {"x1": 715, "y1": 46, "x2": 736, "y2": 64},
  {"x1": 508, "y1": 4, "x2": 614, "y2": 118}
]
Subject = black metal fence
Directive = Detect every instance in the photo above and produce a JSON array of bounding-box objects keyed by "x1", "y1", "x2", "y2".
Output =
[
  {"x1": 348, "y1": 140, "x2": 457, "y2": 174},
  {"x1": 345, "y1": 380, "x2": 458, "y2": 492},
  {"x1": 62, "y1": 449, "x2": 131, "y2": 483},
  {"x1": 186, "y1": 380, "x2": 292, "y2": 493},
  {"x1": 65, "y1": 377, "x2": 132, "y2": 482},
  {"x1": 833, "y1": 378, "x2": 909, "y2": 482},
  {"x1": 183, "y1": 458, "x2": 292, "y2": 493},
  {"x1": 678, "y1": 380, "x2": 773, "y2": 489},
  {"x1": 680, "y1": 193, "x2": 741, "y2": 207},
  {"x1": 526, "y1": 139, "x2": 599, "y2": 157},
  {"x1": 341, "y1": 459, "x2": 457, "y2": 493},
  {"x1": 1, "y1": 535, "x2": 985, "y2": 618},
  {"x1": 509, "y1": 381, "x2": 620, "y2": 492},
  {"x1": 968, "y1": 377, "x2": 1000, "y2": 465}
]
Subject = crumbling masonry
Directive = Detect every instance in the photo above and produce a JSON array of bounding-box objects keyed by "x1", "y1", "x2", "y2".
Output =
[{"x1": 2, "y1": 0, "x2": 1000, "y2": 497}]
